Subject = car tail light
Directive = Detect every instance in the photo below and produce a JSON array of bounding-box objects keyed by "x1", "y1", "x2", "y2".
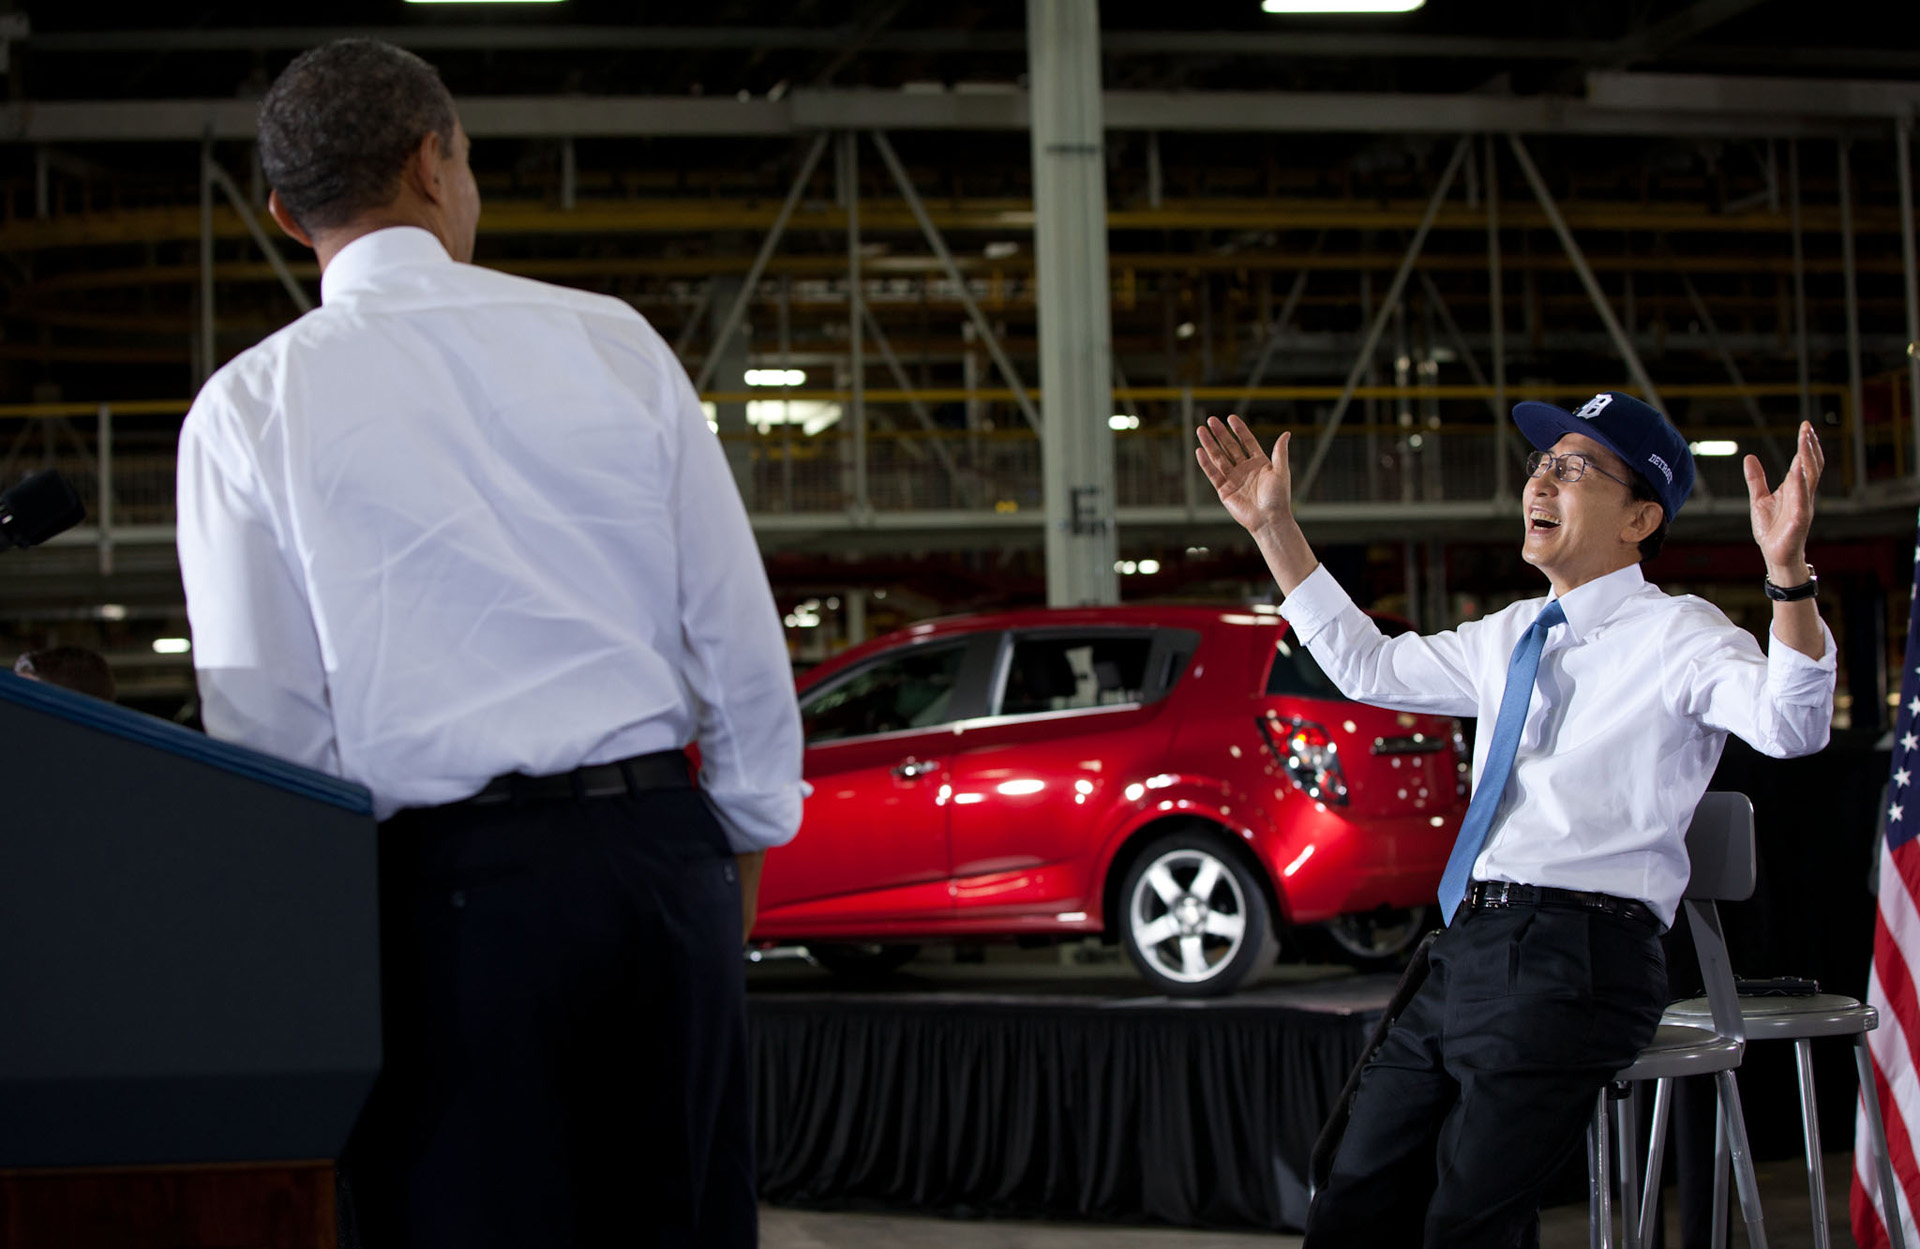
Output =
[
  {"x1": 1450, "y1": 717, "x2": 1470, "y2": 799},
  {"x1": 1258, "y1": 713, "x2": 1349, "y2": 806}
]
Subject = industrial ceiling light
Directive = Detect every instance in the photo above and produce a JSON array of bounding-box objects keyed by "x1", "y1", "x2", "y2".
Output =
[
  {"x1": 1261, "y1": 0, "x2": 1425, "y2": 11},
  {"x1": 406, "y1": 0, "x2": 565, "y2": 5}
]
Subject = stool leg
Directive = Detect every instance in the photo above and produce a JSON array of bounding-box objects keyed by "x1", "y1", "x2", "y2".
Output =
[
  {"x1": 1855, "y1": 1034, "x2": 1910, "y2": 1249},
  {"x1": 1592, "y1": 1089, "x2": 1615, "y2": 1249},
  {"x1": 1716, "y1": 1068, "x2": 1769, "y2": 1249},
  {"x1": 1793, "y1": 1037, "x2": 1831, "y2": 1249},
  {"x1": 1640, "y1": 1077, "x2": 1673, "y2": 1249},
  {"x1": 1712, "y1": 1083, "x2": 1730, "y2": 1249},
  {"x1": 1616, "y1": 1086, "x2": 1642, "y2": 1249}
]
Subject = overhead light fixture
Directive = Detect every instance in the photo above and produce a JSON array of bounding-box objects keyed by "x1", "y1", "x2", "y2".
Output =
[
  {"x1": 152, "y1": 637, "x2": 191, "y2": 655},
  {"x1": 407, "y1": 0, "x2": 565, "y2": 5},
  {"x1": 1689, "y1": 440, "x2": 1740, "y2": 457},
  {"x1": 1262, "y1": 0, "x2": 1424, "y2": 11},
  {"x1": 744, "y1": 368, "x2": 806, "y2": 386}
]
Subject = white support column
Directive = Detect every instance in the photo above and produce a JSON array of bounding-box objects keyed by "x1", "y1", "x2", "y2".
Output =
[{"x1": 1028, "y1": 0, "x2": 1117, "y2": 607}]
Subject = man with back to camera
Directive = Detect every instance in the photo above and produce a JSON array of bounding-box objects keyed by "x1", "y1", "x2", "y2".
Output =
[
  {"x1": 1196, "y1": 394, "x2": 1834, "y2": 1247},
  {"x1": 174, "y1": 40, "x2": 803, "y2": 1249}
]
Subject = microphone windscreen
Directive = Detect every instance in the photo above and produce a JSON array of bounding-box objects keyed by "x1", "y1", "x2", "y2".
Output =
[{"x1": 0, "y1": 470, "x2": 87, "y2": 549}]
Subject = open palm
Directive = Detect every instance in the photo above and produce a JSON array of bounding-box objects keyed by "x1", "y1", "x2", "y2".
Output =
[
  {"x1": 1744, "y1": 421, "x2": 1823, "y2": 569},
  {"x1": 1196, "y1": 414, "x2": 1294, "y2": 535}
]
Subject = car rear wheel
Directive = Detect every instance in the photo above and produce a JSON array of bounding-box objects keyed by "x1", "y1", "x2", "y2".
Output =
[
  {"x1": 1318, "y1": 906, "x2": 1431, "y2": 968},
  {"x1": 807, "y1": 941, "x2": 921, "y2": 981},
  {"x1": 1119, "y1": 833, "x2": 1277, "y2": 997}
]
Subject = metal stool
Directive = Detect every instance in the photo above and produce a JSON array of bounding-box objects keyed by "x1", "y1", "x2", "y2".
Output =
[{"x1": 1660, "y1": 992, "x2": 1906, "y2": 1249}]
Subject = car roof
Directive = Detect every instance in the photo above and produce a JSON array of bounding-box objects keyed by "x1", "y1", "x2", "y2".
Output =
[{"x1": 799, "y1": 602, "x2": 1295, "y2": 687}]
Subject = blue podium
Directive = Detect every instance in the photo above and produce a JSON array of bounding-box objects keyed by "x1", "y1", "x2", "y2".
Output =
[{"x1": 0, "y1": 671, "x2": 381, "y2": 1168}]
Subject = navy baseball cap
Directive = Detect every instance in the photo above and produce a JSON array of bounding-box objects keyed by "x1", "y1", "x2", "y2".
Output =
[{"x1": 1512, "y1": 391, "x2": 1695, "y2": 522}]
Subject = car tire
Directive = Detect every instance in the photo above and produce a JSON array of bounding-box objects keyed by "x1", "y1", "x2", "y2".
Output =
[
  {"x1": 1312, "y1": 905, "x2": 1432, "y2": 970},
  {"x1": 807, "y1": 941, "x2": 921, "y2": 981},
  {"x1": 1118, "y1": 831, "x2": 1278, "y2": 998}
]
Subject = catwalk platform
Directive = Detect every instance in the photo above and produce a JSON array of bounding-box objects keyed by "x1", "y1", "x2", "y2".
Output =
[{"x1": 746, "y1": 954, "x2": 1394, "y2": 1233}]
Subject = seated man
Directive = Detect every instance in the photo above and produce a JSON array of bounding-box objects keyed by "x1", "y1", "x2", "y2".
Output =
[{"x1": 1197, "y1": 392, "x2": 1834, "y2": 1247}]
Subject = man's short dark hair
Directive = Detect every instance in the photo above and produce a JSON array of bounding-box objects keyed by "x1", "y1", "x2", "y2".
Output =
[
  {"x1": 1627, "y1": 471, "x2": 1669, "y2": 561},
  {"x1": 258, "y1": 39, "x2": 457, "y2": 234},
  {"x1": 14, "y1": 646, "x2": 116, "y2": 701}
]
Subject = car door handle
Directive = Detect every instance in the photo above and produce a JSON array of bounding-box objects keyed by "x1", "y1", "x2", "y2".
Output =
[{"x1": 892, "y1": 758, "x2": 939, "y2": 780}]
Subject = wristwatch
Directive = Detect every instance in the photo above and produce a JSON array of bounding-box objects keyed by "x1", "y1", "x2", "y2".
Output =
[{"x1": 1763, "y1": 563, "x2": 1818, "y2": 602}]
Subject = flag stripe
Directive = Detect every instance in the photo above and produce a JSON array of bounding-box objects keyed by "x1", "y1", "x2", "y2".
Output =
[
  {"x1": 1857, "y1": 513, "x2": 1920, "y2": 1248},
  {"x1": 1859, "y1": 1027, "x2": 1920, "y2": 1249}
]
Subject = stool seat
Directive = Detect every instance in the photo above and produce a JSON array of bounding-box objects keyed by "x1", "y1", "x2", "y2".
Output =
[
  {"x1": 1616, "y1": 1024, "x2": 1742, "y2": 1083},
  {"x1": 1663, "y1": 994, "x2": 1875, "y2": 1041}
]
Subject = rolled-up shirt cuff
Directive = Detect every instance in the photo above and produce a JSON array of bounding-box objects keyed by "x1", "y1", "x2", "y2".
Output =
[
  {"x1": 1765, "y1": 619, "x2": 1838, "y2": 705},
  {"x1": 1276, "y1": 562, "x2": 1356, "y2": 646},
  {"x1": 703, "y1": 777, "x2": 812, "y2": 853}
]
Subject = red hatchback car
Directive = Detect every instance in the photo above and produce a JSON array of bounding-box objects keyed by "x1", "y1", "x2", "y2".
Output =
[{"x1": 753, "y1": 604, "x2": 1470, "y2": 996}]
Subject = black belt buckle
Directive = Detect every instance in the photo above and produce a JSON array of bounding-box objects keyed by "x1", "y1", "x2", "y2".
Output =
[{"x1": 1467, "y1": 880, "x2": 1656, "y2": 928}]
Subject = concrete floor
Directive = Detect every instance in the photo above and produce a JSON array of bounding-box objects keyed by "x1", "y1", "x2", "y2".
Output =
[{"x1": 763, "y1": 1150, "x2": 1859, "y2": 1247}]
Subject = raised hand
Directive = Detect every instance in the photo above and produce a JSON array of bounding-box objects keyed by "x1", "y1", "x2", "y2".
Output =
[
  {"x1": 1743, "y1": 421, "x2": 1823, "y2": 574},
  {"x1": 1196, "y1": 414, "x2": 1293, "y2": 538}
]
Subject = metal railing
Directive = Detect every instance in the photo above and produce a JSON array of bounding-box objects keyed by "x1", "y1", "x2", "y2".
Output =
[{"x1": 0, "y1": 380, "x2": 1878, "y2": 570}]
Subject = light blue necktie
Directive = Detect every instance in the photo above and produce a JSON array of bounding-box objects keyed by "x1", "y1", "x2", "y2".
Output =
[{"x1": 1436, "y1": 598, "x2": 1566, "y2": 925}]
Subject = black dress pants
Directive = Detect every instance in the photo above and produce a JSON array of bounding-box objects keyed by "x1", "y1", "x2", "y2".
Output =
[
  {"x1": 340, "y1": 785, "x2": 754, "y2": 1249},
  {"x1": 1307, "y1": 902, "x2": 1669, "y2": 1249}
]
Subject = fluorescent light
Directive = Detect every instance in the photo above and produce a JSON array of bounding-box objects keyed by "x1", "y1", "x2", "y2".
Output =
[
  {"x1": 1689, "y1": 440, "x2": 1740, "y2": 457},
  {"x1": 1109, "y1": 413, "x2": 1140, "y2": 430},
  {"x1": 744, "y1": 368, "x2": 806, "y2": 386},
  {"x1": 1263, "y1": 0, "x2": 1424, "y2": 10},
  {"x1": 152, "y1": 637, "x2": 191, "y2": 655}
]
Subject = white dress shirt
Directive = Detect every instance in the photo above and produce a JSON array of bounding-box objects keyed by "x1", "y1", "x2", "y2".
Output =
[
  {"x1": 177, "y1": 226, "x2": 804, "y2": 850},
  {"x1": 1279, "y1": 561, "x2": 1836, "y2": 925}
]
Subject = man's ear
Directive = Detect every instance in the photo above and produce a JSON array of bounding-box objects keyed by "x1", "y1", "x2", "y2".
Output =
[
  {"x1": 409, "y1": 130, "x2": 448, "y2": 208},
  {"x1": 1622, "y1": 499, "x2": 1662, "y2": 546},
  {"x1": 266, "y1": 191, "x2": 313, "y2": 250}
]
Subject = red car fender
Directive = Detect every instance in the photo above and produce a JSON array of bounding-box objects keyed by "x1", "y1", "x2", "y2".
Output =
[{"x1": 1087, "y1": 771, "x2": 1292, "y2": 930}]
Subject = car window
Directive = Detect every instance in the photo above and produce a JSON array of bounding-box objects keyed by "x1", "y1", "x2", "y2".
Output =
[
  {"x1": 1266, "y1": 636, "x2": 1351, "y2": 701},
  {"x1": 801, "y1": 642, "x2": 970, "y2": 745},
  {"x1": 999, "y1": 634, "x2": 1153, "y2": 716},
  {"x1": 1266, "y1": 617, "x2": 1410, "y2": 700}
]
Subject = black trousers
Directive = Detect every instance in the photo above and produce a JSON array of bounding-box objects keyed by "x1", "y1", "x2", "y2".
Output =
[
  {"x1": 1306, "y1": 902, "x2": 1669, "y2": 1249},
  {"x1": 340, "y1": 785, "x2": 755, "y2": 1249}
]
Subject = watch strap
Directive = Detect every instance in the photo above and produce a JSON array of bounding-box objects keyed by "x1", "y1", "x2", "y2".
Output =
[{"x1": 1764, "y1": 563, "x2": 1818, "y2": 602}]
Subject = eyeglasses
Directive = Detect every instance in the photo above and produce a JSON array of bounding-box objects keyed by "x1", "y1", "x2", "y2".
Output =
[{"x1": 1525, "y1": 450, "x2": 1634, "y2": 489}]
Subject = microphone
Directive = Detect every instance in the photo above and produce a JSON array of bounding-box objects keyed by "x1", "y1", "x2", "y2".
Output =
[{"x1": 0, "y1": 470, "x2": 87, "y2": 551}]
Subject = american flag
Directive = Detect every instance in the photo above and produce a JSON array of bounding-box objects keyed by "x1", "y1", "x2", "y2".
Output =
[{"x1": 1856, "y1": 515, "x2": 1920, "y2": 1249}]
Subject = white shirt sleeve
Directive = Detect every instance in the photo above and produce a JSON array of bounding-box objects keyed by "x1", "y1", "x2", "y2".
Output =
[
  {"x1": 1278, "y1": 562, "x2": 1483, "y2": 718},
  {"x1": 177, "y1": 392, "x2": 342, "y2": 776},
  {"x1": 661, "y1": 359, "x2": 808, "y2": 853},
  {"x1": 1672, "y1": 611, "x2": 1837, "y2": 759}
]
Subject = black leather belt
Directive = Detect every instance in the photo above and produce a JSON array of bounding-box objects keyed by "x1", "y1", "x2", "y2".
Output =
[
  {"x1": 1466, "y1": 880, "x2": 1660, "y2": 928},
  {"x1": 461, "y1": 750, "x2": 691, "y2": 807}
]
